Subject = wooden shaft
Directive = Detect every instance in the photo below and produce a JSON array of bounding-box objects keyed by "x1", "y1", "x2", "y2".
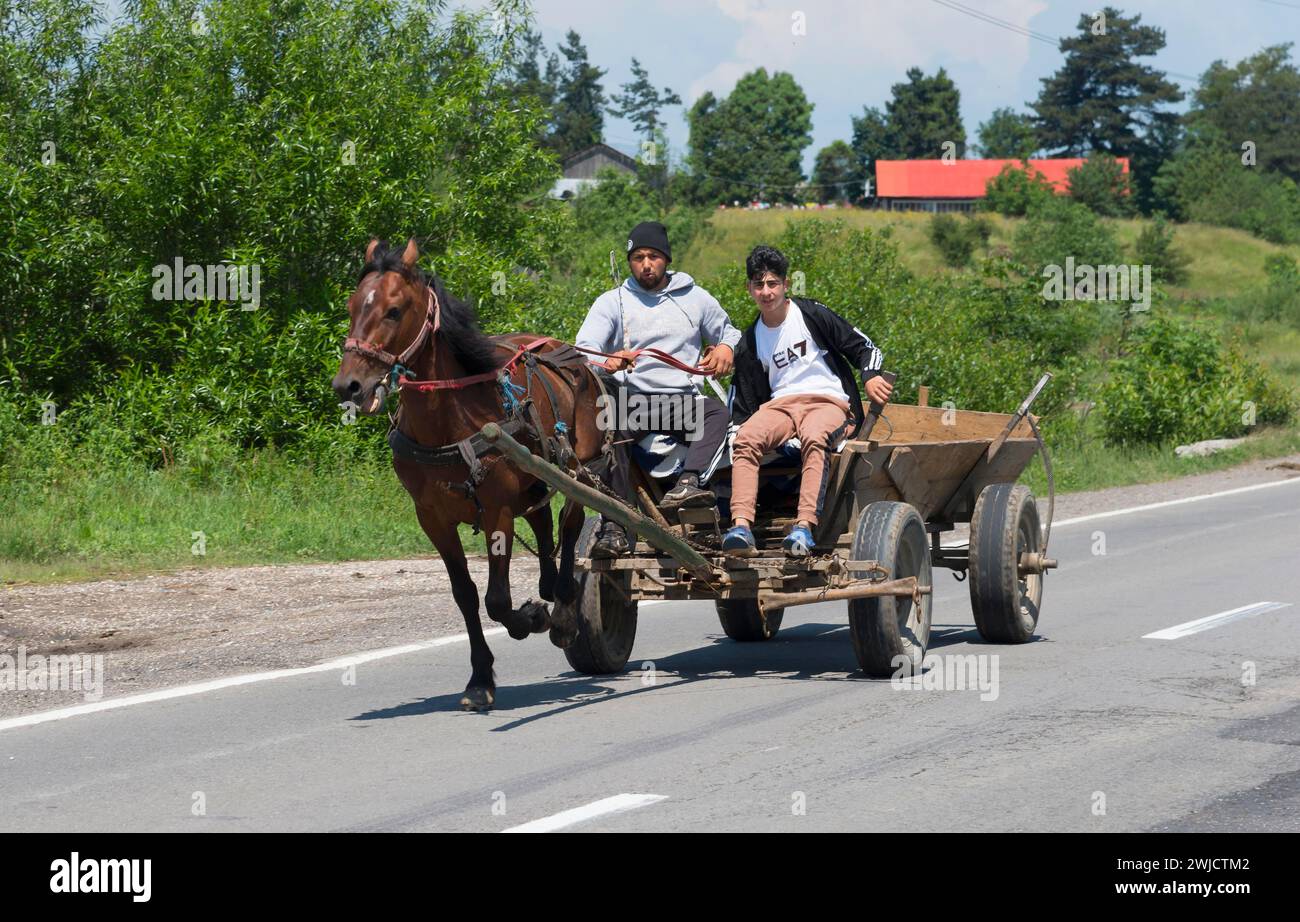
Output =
[
  {"x1": 479, "y1": 422, "x2": 716, "y2": 581},
  {"x1": 759, "y1": 576, "x2": 927, "y2": 612}
]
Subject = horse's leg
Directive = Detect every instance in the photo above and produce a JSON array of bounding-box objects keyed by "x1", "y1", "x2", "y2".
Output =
[
  {"x1": 416, "y1": 505, "x2": 495, "y2": 711},
  {"x1": 484, "y1": 506, "x2": 551, "y2": 640},
  {"x1": 548, "y1": 500, "x2": 585, "y2": 649},
  {"x1": 522, "y1": 502, "x2": 558, "y2": 603}
]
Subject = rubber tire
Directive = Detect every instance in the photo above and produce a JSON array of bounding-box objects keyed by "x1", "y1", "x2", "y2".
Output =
[
  {"x1": 968, "y1": 483, "x2": 1042, "y2": 643},
  {"x1": 848, "y1": 502, "x2": 932, "y2": 677},
  {"x1": 715, "y1": 598, "x2": 784, "y2": 641},
  {"x1": 564, "y1": 516, "x2": 638, "y2": 674}
]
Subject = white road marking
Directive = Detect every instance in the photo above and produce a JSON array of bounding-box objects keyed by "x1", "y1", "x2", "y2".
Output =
[
  {"x1": 1143, "y1": 602, "x2": 1292, "y2": 640},
  {"x1": 502, "y1": 793, "x2": 668, "y2": 833},
  {"x1": 4, "y1": 474, "x2": 1298, "y2": 730},
  {"x1": 0, "y1": 628, "x2": 508, "y2": 734},
  {"x1": 1051, "y1": 476, "x2": 1300, "y2": 528}
]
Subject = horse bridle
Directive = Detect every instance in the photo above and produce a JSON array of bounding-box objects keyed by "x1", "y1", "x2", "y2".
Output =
[{"x1": 343, "y1": 283, "x2": 440, "y2": 387}]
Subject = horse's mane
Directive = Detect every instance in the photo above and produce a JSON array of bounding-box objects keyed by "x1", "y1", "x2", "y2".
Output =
[{"x1": 359, "y1": 240, "x2": 500, "y2": 375}]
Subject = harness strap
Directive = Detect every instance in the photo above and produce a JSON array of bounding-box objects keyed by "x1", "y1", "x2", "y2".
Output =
[
  {"x1": 398, "y1": 336, "x2": 554, "y2": 392},
  {"x1": 572, "y1": 344, "x2": 714, "y2": 377}
]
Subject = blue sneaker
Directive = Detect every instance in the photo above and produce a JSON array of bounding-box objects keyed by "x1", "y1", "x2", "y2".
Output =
[
  {"x1": 722, "y1": 525, "x2": 755, "y2": 555},
  {"x1": 782, "y1": 525, "x2": 815, "y2": 557}
]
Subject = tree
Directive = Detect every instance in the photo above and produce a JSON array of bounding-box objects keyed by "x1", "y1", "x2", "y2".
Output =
[
  {"x1": 1185, "y1": 44, "x2": 1300, "y2": 182},
  {"x1": 1067, "y1": 154, "x2": 1136, "y2": 217},
  {"x1": 882, "y1": 67, "x2": 966, "y2": 159},
  {"x1": 609, "y1": 58, "x2": 681, "y2": 141},
  {"x1": 1030, "y1": 7, "x2": 1182, "y2": 209},
  {"x1": 810, "y1": 141, "x2": 863, "y2": 203},
  {"x1": 684, "y1": 69, "x2": 813, "y2": 205},
  {"x1": 977, "y1": 108, "x2": 1037, "y2": 159},
  {"x1": 850, "y1": 67, "x2": 965, "y2": 188},
  {"x1": 848, "y1": 105, "x2": 890, "y2": 194},
  {"x1": 507, "y1": 28, "x2": 561, "y2": 148},
  {"x1": 551, "y1": 30, "x2": 606, "y2": 159}
]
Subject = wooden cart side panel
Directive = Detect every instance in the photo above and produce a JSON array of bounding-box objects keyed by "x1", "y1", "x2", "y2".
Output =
[
  {"x1": 861, "y1": 402, "x2": 1036, "y2": 444},
  {"x1": 850, "y1": 438, "x2": 1039, "y2": 523}
]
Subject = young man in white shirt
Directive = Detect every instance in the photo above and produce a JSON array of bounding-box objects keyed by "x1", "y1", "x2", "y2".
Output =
[{"x1": 723, "y1": 245, "x2": 893, "y2": 556}]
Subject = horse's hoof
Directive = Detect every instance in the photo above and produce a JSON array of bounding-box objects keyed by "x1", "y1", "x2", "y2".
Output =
[
  {"x1": 460, "y1": 686, "x2": 495, "y2": 711},
  {"x1": 516, "y1": 599, "x2": 552, "y2": 634},
  {"x1": 506, "y1": 622, "x2": 531, "y2": 641},
  {"x1": 549, "y1": 623, "x2": 577, "y2": 649}
]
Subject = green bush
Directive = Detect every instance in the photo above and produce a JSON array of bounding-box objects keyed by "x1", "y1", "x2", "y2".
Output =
[
  {"x1": 927, "y1": 214, "x2": 972, "y2": 267},
  {"x1": 1067, "y1": 155, "x2": 1137, "y2": 218},
  {"x1": 1133, "y1": 215, "x2": 1191, "y2": 284},
  {"x1": 982, "y1": 161, "x2": 1055, "y2": 216},
  {"x1": 1098, "y1": 314, "x2": 1296, "y2": 447},
  {"x1": 1013, "y1": 197, "x2": 1123, "y2": 276},
  {"x1": 1154, "y1": 143, "x2": 1300, "y2": 244}
]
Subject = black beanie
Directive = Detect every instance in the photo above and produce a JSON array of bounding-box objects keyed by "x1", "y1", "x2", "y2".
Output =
[{"x1": 626, "y1": 221, "x2": 671, "y2": 263}]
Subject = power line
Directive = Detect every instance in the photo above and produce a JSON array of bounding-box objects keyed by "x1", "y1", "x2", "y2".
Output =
[
  {"x1": 927, "y1": 0, "x2": 1201, "y2": 83},
  {"x1": 1255, "y1": 0, "x2": 1300, "y2": 10}
]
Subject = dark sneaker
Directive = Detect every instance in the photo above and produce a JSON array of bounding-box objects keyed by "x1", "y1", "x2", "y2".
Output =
[
  {"x1": 659, "y1": 472, "x2": 716, "y2": 510},
  {"x1": 722, "y1": 525, "x2": 756, "y2": 555},
  {"x1": 589, "y1": 519, "x2": 630, "y2": 559},
  {"x1": 782, "y1": 524, "x2": 815, "y2": 557}
]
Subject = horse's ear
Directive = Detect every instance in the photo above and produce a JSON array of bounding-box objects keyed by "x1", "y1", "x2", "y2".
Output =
[
  {"x1": 401, "y1": 237, "x2": 419, "y2": 269},
  {"x1": 365, "y1": 237, "x2": 380, "y2": 263}
]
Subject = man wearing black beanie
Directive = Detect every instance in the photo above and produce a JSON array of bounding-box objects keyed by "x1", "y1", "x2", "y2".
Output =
[{"x1": 576, "y1": 221, "x2": 741, "y2": 557}]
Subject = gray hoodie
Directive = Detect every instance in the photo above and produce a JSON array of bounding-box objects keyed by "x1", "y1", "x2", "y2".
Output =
[{"x1": 575, "y1": 271, "x2": 741, "y2": 395}]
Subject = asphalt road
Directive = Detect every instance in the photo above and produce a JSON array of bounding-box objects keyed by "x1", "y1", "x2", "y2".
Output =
[{"x1": 2, "y1": 478, "x2": 1298, "y2": 832}]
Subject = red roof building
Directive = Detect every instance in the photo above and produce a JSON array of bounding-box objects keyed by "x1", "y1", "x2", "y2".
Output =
[{"x1": 874, "y1": 158, "x2": 1129, "y2": 212}]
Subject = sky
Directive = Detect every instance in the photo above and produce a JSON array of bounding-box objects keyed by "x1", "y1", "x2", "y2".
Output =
[{"x1": 498, "y1": 0, "x2": 1300, "y2": 168}]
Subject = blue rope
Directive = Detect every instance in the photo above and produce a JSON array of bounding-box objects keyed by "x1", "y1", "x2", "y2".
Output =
[{"x1": 499, "y1": 372, "x2": 526, "y2": 416}]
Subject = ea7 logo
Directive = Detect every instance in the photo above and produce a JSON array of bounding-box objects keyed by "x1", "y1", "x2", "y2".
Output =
[
  {"x1": 50, "y1": 853, "x2": 151, "y2": 902},
  {"x1": 771, "y1": 340, "x2": 808, "y2": 369}
]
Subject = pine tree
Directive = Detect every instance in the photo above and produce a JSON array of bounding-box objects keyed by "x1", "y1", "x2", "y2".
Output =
[
  {"x1": 1030, "y1": 6, "x2": 1182, "y2": 209},
  {"x1": 977, "y1": 108, "x2": 1037, "y2": 159},
  {"x1": 551, "y1": 30, "x2": 606, "y2": 159},
  {"x1": 609, "y1": 58, "x2": 682, "y2": 140}
]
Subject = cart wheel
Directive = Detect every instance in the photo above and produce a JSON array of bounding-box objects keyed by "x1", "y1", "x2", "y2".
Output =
[
  {"x1": 968, "y1": 483, "x2": 1042, "y2": 643},
  {"x1": 848, "y1": 502, "x2": 932, "y2": 677},
  {"x1": 715, "y1": 599, "x2": 784, "y2": 641},
  {"x1": 564, "y1": 516, "x2": 638, "y2": 675}
]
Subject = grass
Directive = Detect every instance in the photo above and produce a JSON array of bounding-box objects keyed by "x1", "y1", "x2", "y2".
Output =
[{"x1": 0, "y1": 448, "x2": 558, "y2": 585}]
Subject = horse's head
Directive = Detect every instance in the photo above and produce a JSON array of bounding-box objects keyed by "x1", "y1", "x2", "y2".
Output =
[{"x1": 332, "y1": 237, "x2": 436, "y2": 415}]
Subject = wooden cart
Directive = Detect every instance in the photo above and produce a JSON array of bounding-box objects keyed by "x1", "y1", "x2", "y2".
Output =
[{"x1": 481, "y1": 374, "x2": 1058, "y2": 677}]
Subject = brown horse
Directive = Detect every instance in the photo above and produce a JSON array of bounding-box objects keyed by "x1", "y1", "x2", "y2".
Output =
[{"x1": 332, "y1": 238, "x2": 608, "y2": 711}]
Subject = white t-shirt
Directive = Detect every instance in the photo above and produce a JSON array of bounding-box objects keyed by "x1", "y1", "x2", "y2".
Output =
[{"x1": 753, "y1": 302, "x2": 849, "y2": 402}]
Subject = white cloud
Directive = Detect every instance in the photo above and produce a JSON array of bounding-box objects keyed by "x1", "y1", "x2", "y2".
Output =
[{"x1": 690, "y1": 0, "x2": 1047, "y2": 109}]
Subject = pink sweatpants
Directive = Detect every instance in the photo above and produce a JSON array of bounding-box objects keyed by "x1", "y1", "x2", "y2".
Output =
[{"x1": 730, "y1": 393, "x2": 852, "y2": 526}]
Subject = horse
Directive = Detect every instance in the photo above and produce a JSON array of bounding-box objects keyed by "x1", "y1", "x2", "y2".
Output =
[{"x1": 331, "y1": 238, "x2": 609, "y2": 711}]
